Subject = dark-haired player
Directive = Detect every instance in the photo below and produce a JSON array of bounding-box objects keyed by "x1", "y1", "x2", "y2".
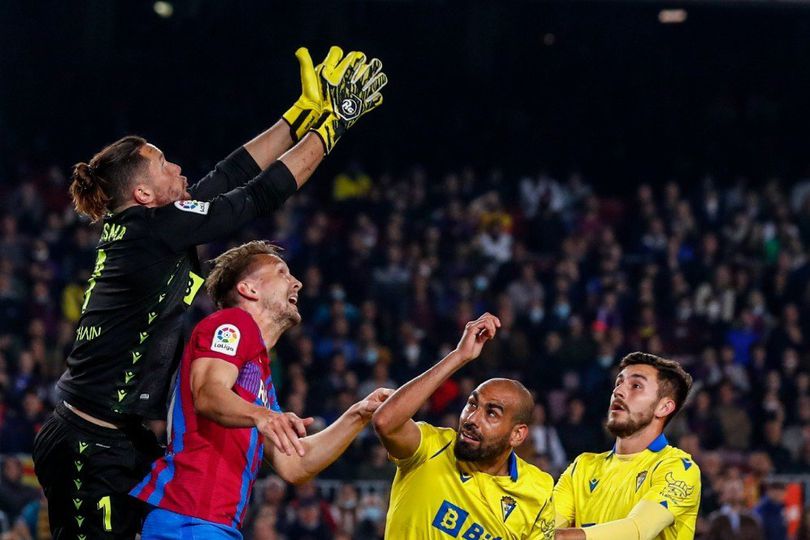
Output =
[{"x1": 554, "y1": 352, "x2": 701, "y2": 540}]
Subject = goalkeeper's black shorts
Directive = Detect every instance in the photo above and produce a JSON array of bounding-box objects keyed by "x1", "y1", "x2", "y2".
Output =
[{"x1": 33, "y1": 403, "x2": 163, "y2": 539}]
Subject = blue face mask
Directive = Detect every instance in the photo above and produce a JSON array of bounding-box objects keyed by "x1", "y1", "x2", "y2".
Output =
[
  {"x1": 530, "y1": 307, "x2": 545, "y2": 323},
  {"x1": 361, "y1": 506, "x2": 384, "y2": 523},
  {"x1": 555, "y1": 303, "x2": 571, "y2": 319}
]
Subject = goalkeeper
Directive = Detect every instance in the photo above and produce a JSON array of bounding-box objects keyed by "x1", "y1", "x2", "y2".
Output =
[{"x1": 553, "y1": 352, "x2": 701, "y2": 540}]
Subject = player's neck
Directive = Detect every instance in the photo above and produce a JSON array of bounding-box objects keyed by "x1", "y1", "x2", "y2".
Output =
[
  {"x1": 238, "y1": 304, "x2": 285, "y2": 349},
  {"x1": 465, "y1": 451, "x2": 511, "y2": 477},
  {"x1": 615, "y1": 423, "x2": 665, "y2": 455}
]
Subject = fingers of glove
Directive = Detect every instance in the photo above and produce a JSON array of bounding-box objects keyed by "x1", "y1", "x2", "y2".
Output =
[
  {"x1": 328, "y1": 51, "x2": 366, "y2": 85},
  {"x1": 295, "y1": 47, "x2": 318, "y2": 97},
  {"x1": 350, "y1": 61, "x2": 372, "y2": 86},
  {"x1": 321, "y1": 45, "x2": 344, "y2": 73},
  {"x1": 364, "y1": 92, "x2": 383, "y2": 111},
  {"x1": 364, "y1": 72, "x2": 388, "y2": 96},
  {"x1": 357, "y1": 58, "x2": 383, "y2": 87}
]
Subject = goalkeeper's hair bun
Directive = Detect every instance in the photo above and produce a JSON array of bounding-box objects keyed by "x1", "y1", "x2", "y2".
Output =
[{"x1": 69, "y1": 135, "x2": 149, "y2": 222}]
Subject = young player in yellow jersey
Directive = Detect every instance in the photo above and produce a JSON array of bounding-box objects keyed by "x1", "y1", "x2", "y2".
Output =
[
  {"x1": 372, "y1": 313, "x2": 555, "y2": 540},
  {"x1": 554, "y1": 352, "x2": 700, "y2": 540}
]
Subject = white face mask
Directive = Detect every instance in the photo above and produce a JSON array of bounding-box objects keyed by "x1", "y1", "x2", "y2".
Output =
[
  {"x1": 405, "y1": 344, "x2": 420, "y2": 363},
  {"x1": 530, "y1": 307, "x2": 545, "y2": 323}
]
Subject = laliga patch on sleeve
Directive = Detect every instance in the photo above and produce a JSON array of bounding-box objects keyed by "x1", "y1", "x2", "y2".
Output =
[
  {"x1": 211, "y1": 324, "x2": 240, "y2": 356},
  {"x1": 174, "y1": 200, "x2": 210, "y2": 215}
]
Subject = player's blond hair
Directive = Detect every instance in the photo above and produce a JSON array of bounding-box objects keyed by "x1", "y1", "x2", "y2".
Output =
[{"x1": 206, "y1": 241, "x2": 284, "y2": 309}]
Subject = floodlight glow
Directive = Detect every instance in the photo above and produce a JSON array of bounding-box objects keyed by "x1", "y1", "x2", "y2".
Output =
[
  {"x1": 154, "y1": 1, "x2": 174, "y2": 18},
  {"x1": 659, "y1": 9, "x2": 687, "y2": 24}
]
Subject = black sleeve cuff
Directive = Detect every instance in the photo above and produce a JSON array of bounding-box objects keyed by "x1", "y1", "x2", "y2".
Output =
[
  {"x1": 230, "y1": 146, "x2": 263, "y2": 179},
  {"x1": 245, "y1": 161, "x2": 297, "y2": 215}
]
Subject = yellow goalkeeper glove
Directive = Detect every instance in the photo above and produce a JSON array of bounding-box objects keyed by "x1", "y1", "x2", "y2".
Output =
[
  {"x1": 309, "y1": 52, "x2": 388, "y2": 154},
  {"x1": 282, "y1": 46, "x2": 343, "y2": 141}
]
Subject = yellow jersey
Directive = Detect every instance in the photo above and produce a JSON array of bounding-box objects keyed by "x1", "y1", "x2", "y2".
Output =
[
  {"x1": 385, "y1": 422, "x2": 555, "y2": 540},
  {"x1": 553, "y1": 434, "x2": 701, "y2": 540}
]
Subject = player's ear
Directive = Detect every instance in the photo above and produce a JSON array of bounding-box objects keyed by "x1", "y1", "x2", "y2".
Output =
[
  {"x1": 235, "y1": 281, "x2": 259, "y2": 301},
  {"x1": 132, "y1": 183, "x2": 153, "y2": 205},
  {"x1": 655, "y1": 397, "x2": 676, "y2": 420},
  {"x1": 510, "y1": 423, "x2": 529, "y2": 448}
]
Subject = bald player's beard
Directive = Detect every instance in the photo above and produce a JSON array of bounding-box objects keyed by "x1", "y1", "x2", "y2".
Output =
[
  {"x1": 454, "y1": 428, "x2": 512, "y2": 462},
  {"x1": 606, "y1": 403, "x2": 655, "y2": 438}
]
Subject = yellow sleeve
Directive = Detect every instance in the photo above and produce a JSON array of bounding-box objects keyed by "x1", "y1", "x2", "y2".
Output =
[
  {"x1": 389, "y1": 422, "x2": 454, "y2": 473},
  {"x1": 582, "y1": 500, "x2": 674, "y2": 540},
  {"x1": 641, "y1": 457, "x2": 701, "y2": 520},
  {"x1": 528, "y1": 493, "x2": 556, "y2": 540},
  {"x1": 552, "y1": 458, "x2": 578, "y2": 528}
]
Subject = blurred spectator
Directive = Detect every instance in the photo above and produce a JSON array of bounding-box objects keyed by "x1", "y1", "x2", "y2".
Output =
[
  {"x1": 528, "y1": 403, "x2": 567, "y2": 475},
  {"x1": 707, "y1": 472, "x2": 763, "y2": 540},
  {"x1": 0, "y1": 457, "x2": 39, "y2": 523},
  {"x1": 753, "y1": 480, "x2": 788, "y2": 540}
]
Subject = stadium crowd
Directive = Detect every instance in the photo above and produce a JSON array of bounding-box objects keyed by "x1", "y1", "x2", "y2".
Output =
[{"x1": 1, "y1": 159, "x2": 810, "y2": 539}]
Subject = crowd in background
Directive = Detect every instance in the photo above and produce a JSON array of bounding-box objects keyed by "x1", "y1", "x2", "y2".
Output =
[{"x1": 1, "y1": 156, "x2": 810, "y2": 539}]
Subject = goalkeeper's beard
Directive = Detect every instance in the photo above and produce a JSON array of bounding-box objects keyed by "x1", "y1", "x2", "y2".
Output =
[
  {"x1": 454, "y1": 430, "x2": 511, "y2": 462},
  {"x1": 606, "y1": 404, "x2": 655, "y2": 438}
]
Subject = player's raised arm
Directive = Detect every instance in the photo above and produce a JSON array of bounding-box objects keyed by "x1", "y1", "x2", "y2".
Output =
[
  {"x1": 372, "y1": 313, "x2": 501, "y2": 459},
  {"x1": 266, "y1": 388, "x2": 393, "y2": 484}
]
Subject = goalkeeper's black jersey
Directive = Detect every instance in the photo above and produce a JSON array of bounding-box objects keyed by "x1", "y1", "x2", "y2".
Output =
[{"x1": 57, "y1": 147, "x2": 297, "y2": 423}]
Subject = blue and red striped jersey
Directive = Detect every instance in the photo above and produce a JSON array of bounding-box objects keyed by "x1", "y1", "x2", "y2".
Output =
[{"x1": 130, "y1": 307, "x2": 280, "y2": 528}]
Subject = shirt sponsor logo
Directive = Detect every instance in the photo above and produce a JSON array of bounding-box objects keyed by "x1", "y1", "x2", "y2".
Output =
[
  {"x1": 211, "y1": 324, "x2": 240, "y2": 356},
  {"x1": 431, "y1": 500, "x2": 504, "y2": 539},
  {"x1": 174, "y1": 200, "x2": 210, "y2": 215}
]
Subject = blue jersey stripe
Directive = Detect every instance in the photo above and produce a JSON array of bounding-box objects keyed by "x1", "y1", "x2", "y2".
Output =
[
  {"x1": 148, "y1": 379, "x2": 188, "y2": 506},
  {"x1": 129, "y1": 460, "x2": 159, "y2": 497},
  {"x1": 232, "y1": 428, "x2": 259, "y2": 527}
]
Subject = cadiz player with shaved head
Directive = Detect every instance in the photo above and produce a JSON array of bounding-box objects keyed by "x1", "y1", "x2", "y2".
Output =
[
  {"x1": 554, "y1": 352, "x2": 700, "y2": 540},
  {"x1": 372, "y1": 313, "x2": 556, "y2": 540}
]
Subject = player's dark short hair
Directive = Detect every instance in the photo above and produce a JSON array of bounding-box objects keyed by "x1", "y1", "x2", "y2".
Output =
[
  {"x1": 619, "y1": 352, "x2": 693, "y2": 426},
  {"x1": 206, "y1": 241, "x2": 284, "y2": 309},
  {"x1": 70, "y1": 135, "x2": 148, "y2": 222}
]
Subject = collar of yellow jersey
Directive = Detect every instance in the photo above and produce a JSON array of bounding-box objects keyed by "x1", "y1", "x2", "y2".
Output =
[
  {"x1": 508, "y1": 451, "x2": 518, "y2": 481},
  {"x1": 608, "y1": 433, "x2": 669, "y2": 458}
]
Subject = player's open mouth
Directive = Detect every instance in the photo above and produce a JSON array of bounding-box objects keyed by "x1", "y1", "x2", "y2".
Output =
[
  {"x1": 288, "y1": 295, "x2": 298, "y2": 305},
  {"x1": 460, "y1": 430, "x2": 481, "y2": 443},
  {"x1": 610, "y1": 402, "x2": 627, "y2": 412}
]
